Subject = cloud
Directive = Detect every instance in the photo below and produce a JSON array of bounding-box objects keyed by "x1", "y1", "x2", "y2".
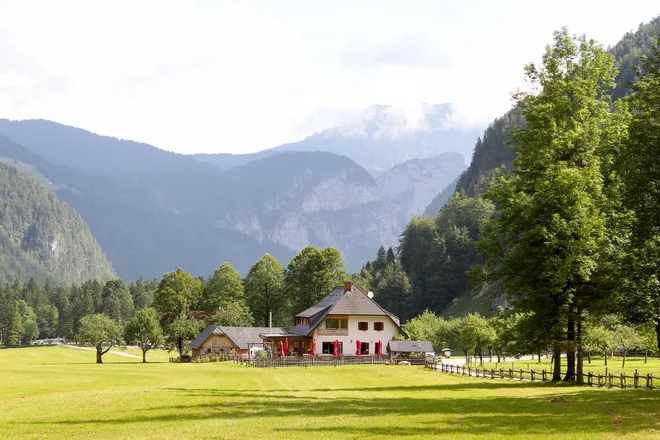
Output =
[{"x1": 340, "y1": 34, "x2": 451, "y2": 69}]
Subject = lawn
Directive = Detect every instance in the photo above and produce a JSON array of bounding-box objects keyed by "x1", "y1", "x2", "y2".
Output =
[
  {"x1": 2, "y1": 347, "x2": 660, "y2": 439},
  {"x1": 478, "y1": 355, "x2": 660, "y2": 377}
]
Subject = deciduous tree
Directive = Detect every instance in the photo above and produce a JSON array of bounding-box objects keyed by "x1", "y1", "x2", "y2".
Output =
[
  {"x1": 124, "y1": 308, "x2": 164, "y2": 363},
  {"x1": 76, "y1": 314, "x2": 124, "y2": 364}
]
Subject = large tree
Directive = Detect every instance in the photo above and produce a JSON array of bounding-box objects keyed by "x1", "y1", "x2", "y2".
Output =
[
  {"x1": 618, "y1": 39, "x2": 660, "y2": 350},
  {"x1": 285, "y1": 246, "x2": 347, "y2": 313},
  {"x1": 124, "y1": 308, "x2": 165, "y2": 363},
  {"x1": 153, "y1": 268, "x2": 203, "y2": 324},
  {"x1": 460, "y1": 313, "x2": 495, "y2": 365},
  {"x1": 478, "y1": 28, "x2": 620, "y2": 382},
  {"x1": 201, "y1": 263, "x2": 252, "y2": 326},
  {"x1": 76, "y1": 314, "x2": 124, "y2": 364},
  {"x1": 244, "y1": 254, "x2": 287, "y2": 327}
]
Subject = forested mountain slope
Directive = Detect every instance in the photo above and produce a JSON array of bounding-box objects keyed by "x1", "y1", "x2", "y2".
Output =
[{"x1": 0, "y1": 162, "x2": 115, "y2": 285}]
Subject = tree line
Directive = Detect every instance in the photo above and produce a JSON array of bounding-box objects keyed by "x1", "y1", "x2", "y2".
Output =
[
  {"x1": 403, "y1": 310, "x2": 658, "y2": 369},
  {"x1": 0, "y1": 245, "x2": 348, "y2": 363}
]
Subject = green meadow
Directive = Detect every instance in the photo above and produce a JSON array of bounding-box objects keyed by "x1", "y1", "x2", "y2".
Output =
[{"x1": 2, "y1": 347, "x2": 660, "y2": 440}]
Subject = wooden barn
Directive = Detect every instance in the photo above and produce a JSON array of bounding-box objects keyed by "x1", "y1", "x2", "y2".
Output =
[{"x1": 190, "y1": 326, "x2": 284, "y2": 358}]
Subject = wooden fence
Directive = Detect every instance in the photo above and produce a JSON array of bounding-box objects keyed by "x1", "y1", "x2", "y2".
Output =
[
  {"x1": 250, "y1": 355, "x2": 396, "y2": 368},
  {"x1": 426, "y1": 361, "x2": 660, "y2": 390}
]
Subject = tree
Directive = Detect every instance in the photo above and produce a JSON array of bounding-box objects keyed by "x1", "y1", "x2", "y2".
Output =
[
  {"x1": 36, "y1": 304, "x2": 59, "y2": 338},
  {"x1": 101, "y1": 280, "x2": 135, "y2": 324},
  {"x1": 17, "y1": 300, "x2": 38, "y2": 345},
  {"x1": 582, "y1": 325, "x2": 615, "y2": 364},
  {"x1": 153, "y1": 268, "x2": 203, "y2": 325},
  {"x1": 202, "y1": 263, "x2": 252, "y2": 326},
  {"x1": 401, "y1": 310, "x2": 444, "y2": 351},
  {"x1": 478, "y1": 28, "x2": 620, "y2": 382},
  {"x1": 618, "y1": 39, "x2": 660, "y2": 350},
  {"x1": 124, "y1": 308, "x2": 165, "y2": 363},
  {"x1": 244, "y1": 254, "x2": 287, "y2": 327},
  {"x1": 285, "y1": 246, "x2": 347, "y2": 313},
  {"x1": 76, "y1": 314, "x2": 124, "y2": 364},
  {"x1": 374, "y1": 261, "x2": 412, "y2": 320},
  {"x1": 168, "y1": 313, "x2": 201, "y2": 356},
  {"x1": 460, "y1": 313, "x2": 495, "y2": 365},
  {"x1": 7, "y1": 302, "x2": 23, "y2": 346},
  {"x1": 612, "y1": 324, "x2": 640, "y2": 368}
]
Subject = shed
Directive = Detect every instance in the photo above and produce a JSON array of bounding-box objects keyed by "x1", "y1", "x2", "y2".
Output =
[
  {"x1": 190, "y1": 326, "x2": 285, "y2": 357},
  {"x1": 388, "y1": 340, "x2": 434, "y2": 363}
]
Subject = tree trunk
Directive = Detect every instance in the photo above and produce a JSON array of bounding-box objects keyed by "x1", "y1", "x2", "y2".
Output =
[
  {"x1": 564, "y1": 315, "x2": 576, "y2": 382},
  {"x1": 497, "y1": 351, "x2": 501, "y2": 363},
  {"x1": 96, "y1": 346, "x2": 103, "y2": 364},
  {"x1": 604, "y1": 349, "x2": 608, "y2": 366},
  {"x1": 622, "y1": 347, "x2": 626, "y2": 369},
  {"x1": 142, "y1": 348, "x2": 147, "y2": 363},
  {"x1": 552, "y1": 345, "x2": 562, "y2": 381},
  {"x1": 538, "y1": 352, "x2": 541, "y2": 363},
  {"x1": 645, "y1": 350, "x2": 648, "y2": 364},
  {"x1": 479, "y1": 347, "x2": 483, "y2": 365},
  {"x1": 576, "y1": 319, "x2": 584, "y2": 385},
  {"x1": 178, "y1": 338, "x2": 184, "y2": 356},
  {"x1": 587, "y1": 351, "x2": 591, "y2": 364},
  {"x1": 656, "y1": 319, "x2": 660, "y2": 352}
]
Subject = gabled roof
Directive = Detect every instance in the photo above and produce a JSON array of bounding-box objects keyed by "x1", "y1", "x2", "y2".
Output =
[
  {"x1": 287, "y1": 284, "x2": 403, "y2": 337},
  {"x1": 388, "y1": 340, "x2": 434, "y2": 353},
  {"x1": 190, "y1": 326, "x2": 285, "y2": 350}
]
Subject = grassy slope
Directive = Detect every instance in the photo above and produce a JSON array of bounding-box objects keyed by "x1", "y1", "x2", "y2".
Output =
[{"x1": 2, "y1": 347, "x2": 660, "y2": 439}]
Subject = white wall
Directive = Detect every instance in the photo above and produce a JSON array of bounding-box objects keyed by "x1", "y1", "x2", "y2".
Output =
[{"x1": 313, "y1": 315, "x2": 400, "y2": 355}]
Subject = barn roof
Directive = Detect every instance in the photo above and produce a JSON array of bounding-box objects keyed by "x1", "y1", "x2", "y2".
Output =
[{"x1": 190, "y1": 326, "x2": 285, "y2": 350}]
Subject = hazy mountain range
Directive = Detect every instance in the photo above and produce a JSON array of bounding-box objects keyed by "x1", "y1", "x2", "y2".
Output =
[{"x1": 0, "y1": 106, "x2": 473, "y2": 282}]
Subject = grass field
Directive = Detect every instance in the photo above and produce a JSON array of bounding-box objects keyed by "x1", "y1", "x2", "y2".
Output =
[
  {"x1": 478, "y1": 356, "x2": 660, "y2": 377},
  {"x1": 2, "y1": 347, "x2": 660, "y2": 439}
]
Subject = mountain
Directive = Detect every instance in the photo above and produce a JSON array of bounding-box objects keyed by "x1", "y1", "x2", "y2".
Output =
[
  {"x1": 0, "y1": 129, "x2": 464, "y2": 280},
  {"x1": 0, "y1": 135, "x2": 295, "y2": 281},
  {"x1": 193, "y1": 104, "x2": 481, "y2": 175},
  {"x1": 0, "y1": 160, "x2": 115, "y2": 285},
  {"x1": 200, "y1": 151, "x2": 466, "y2": 270}
]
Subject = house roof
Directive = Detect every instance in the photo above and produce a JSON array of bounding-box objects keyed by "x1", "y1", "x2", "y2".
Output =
[
  {"x1": 388, "y1": 340, "x2": 434, "y2": 353},
  {"x1": 286, "y1": 284, "x2": 403, "y2": 337},
  {"x1": 190, "y1": 326, "x2": 285, "y2": 350}
]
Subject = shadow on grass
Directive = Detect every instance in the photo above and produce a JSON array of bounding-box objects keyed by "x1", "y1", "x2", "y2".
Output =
[{"x1": 13, "y1": 382, "x2": 660, "y2": 437}]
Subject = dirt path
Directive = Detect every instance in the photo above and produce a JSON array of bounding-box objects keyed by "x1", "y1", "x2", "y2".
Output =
[{"x1": 63, "y1": 344, "x2": 141, "y2": 358}]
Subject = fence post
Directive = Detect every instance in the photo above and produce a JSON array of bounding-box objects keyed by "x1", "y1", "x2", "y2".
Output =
[
  {"x1": 621, "y1": 373, "x2": 625, "y2": 389},
  {"x1": 634, "y1": 370, "x2": 639, "y2": 389},
  {"x1": 500, "y1": 368, "x2": 504, "y2": 379},
  {"x1": 531, "y1": 369, "x2": 535, "y2": 381},
  {"x1": 520, "y1": 369, "x2": 524, "y2": 380}
]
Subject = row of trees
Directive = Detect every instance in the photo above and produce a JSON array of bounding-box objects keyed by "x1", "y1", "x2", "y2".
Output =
[
  {"x1": 0, "y1": 244, "x2": 349, "y2": 362},
  {"x1": 404, "y1": 310, "x2": 658, "y2": 368}
]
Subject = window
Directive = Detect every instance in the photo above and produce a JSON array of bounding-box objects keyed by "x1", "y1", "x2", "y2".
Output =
[
  {"x1": 322, "y1": 341, "x2": 343, "y2": 354},
  {"x1": 296, "y1": 317, "x2": 309, "y2": 325},
  {"x1": 293, "y1": 341, "x2": 305, "y2": 353},
  {"x1": 358, "y1": 322, "x2": 368, "y2": 331},
  {"x1": 360, "y1": 342, "x2": 369, "y2": 355},
  {"x1": 374, "y1": 322, "x2": 384, "y2": 331},
  {"x1": 325, "y1": 319, "x2": 348, "y2": 329}
]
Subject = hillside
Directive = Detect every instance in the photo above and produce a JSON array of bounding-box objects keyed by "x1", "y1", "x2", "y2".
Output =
[
  {"x1": 0, "y1": 133, "x2": 463, "y2": 279},
  {"x1": 0, "y1": 162, "x2": 115, "y2": 285},
  {"x1": 194, "y1": 104, "x2": 481, "y2": 175}
]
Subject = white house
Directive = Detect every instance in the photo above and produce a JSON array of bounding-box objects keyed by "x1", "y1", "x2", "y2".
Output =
[{"x1": 261, "y1": 282, "x2": 404, "y2": 356}]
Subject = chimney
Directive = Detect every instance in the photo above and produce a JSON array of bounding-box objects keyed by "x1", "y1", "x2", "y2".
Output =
[{"x1": 344, "y1": 281, "x2": 352, "y2": 293}]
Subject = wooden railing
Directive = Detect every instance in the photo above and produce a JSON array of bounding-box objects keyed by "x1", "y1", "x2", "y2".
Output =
[{"x1": 426, "y1": 361, "x2": 659, "y2": 390}]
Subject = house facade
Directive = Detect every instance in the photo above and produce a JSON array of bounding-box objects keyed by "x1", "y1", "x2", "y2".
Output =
[{"x1": 261, "y1": 282, "x2": 404, "y2": 356}]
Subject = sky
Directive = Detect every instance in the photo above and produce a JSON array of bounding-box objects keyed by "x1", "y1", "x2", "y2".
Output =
[{"x1": 0, "y1": 0, "x2": 657, "y2": 154}]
